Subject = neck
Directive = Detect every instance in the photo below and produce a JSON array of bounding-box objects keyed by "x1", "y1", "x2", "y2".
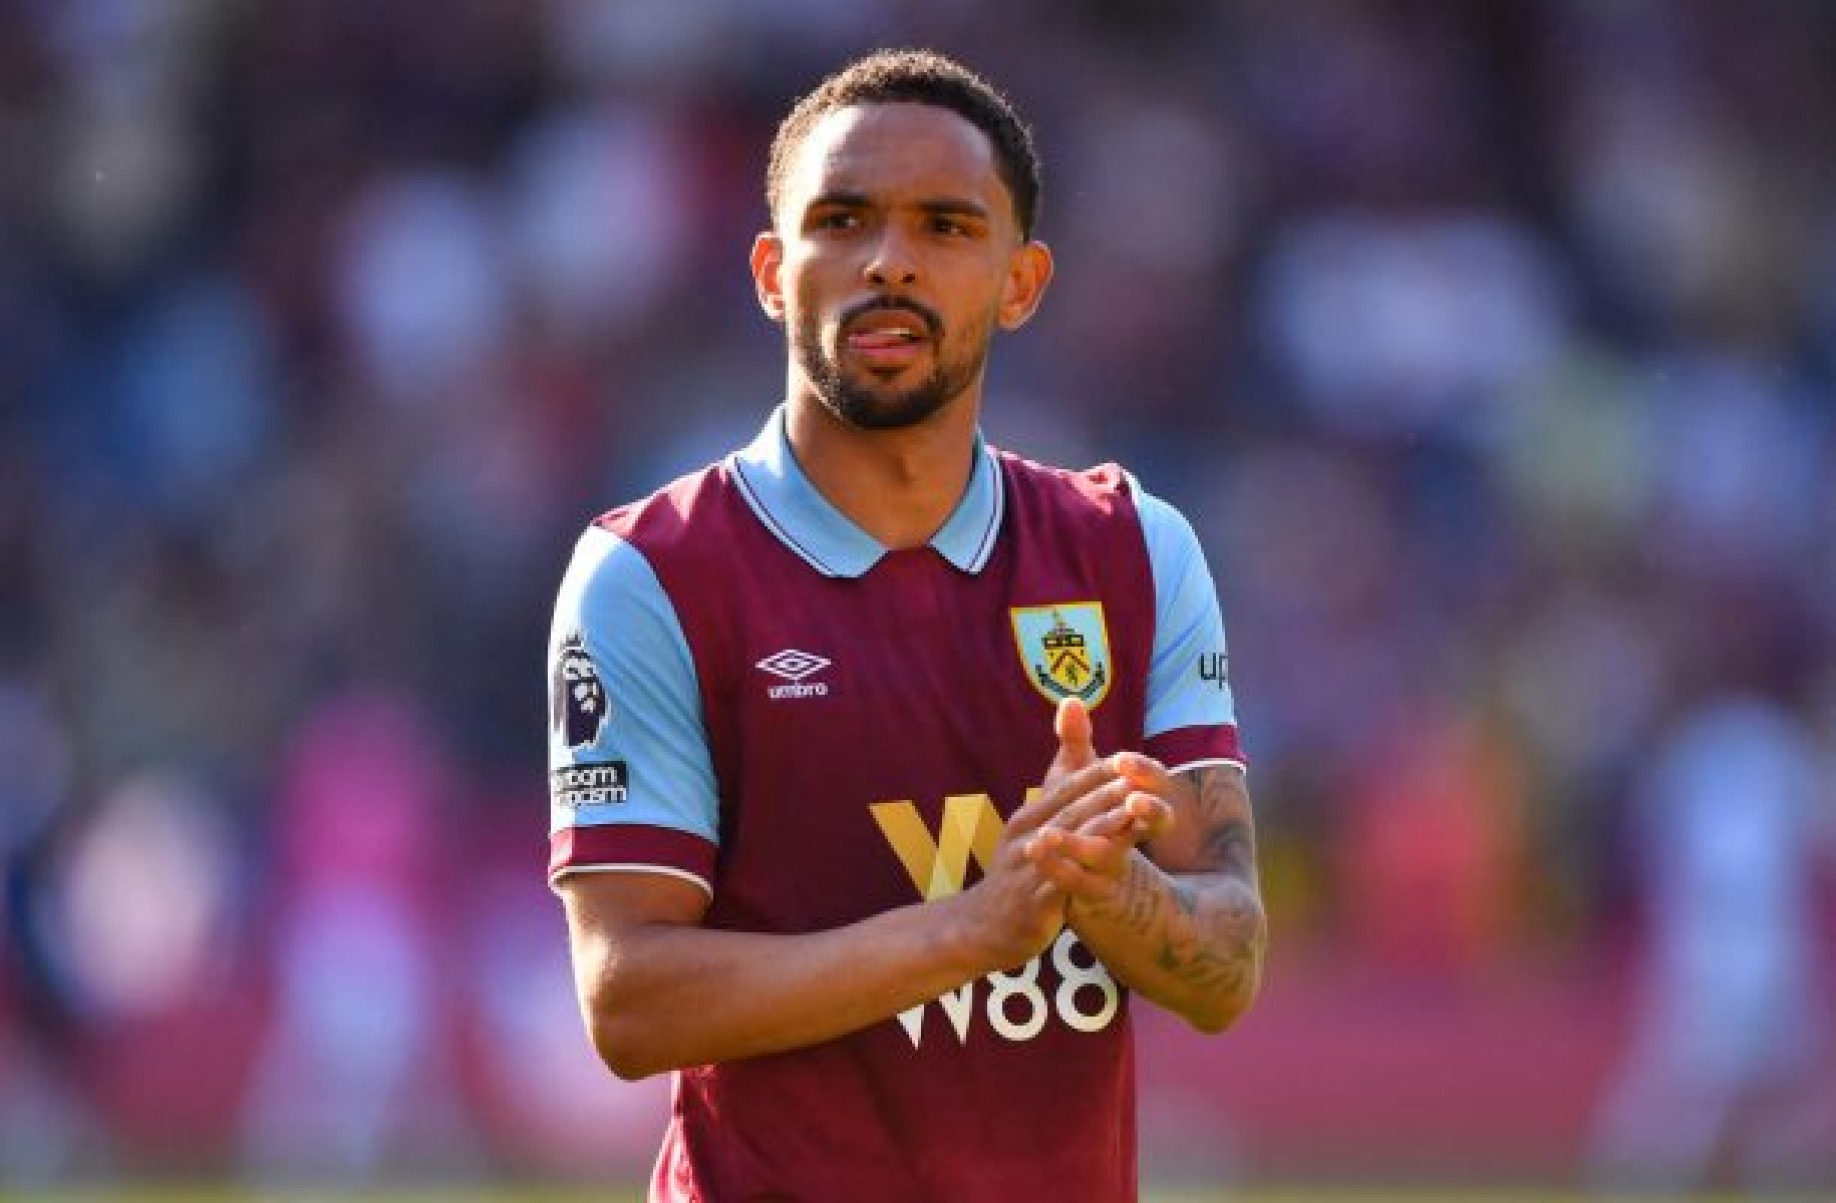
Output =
[{"x1": 784, "y1": 392, "x2": 980, "y2": 551}]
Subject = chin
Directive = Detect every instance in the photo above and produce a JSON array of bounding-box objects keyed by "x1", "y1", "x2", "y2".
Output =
[
  {"x1": 816, "y1": 375, "x2": 950, "y2": 431},
  {"x1": 830, "y1": 392, "x2": 949, "y2": 431}
]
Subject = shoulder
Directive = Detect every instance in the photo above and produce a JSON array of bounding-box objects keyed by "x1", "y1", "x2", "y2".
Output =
[
  {"x1": 591, "y1": 460, "x2": 739, "y2": 553},
  {"x1": 993, "y1": 448, "x2": 1207, "y2": 550},
  {"x1": 993, "y1": 447, "x2": 1138, "y2": 521},
  {"x1": 1127, "y1": 476, "x2": 1207, "y2": 563},
  {"x1": 556, "y1": 461, "x2": 736, "y2": 622},
  {"x1": 552, "y1": 525, "x2": 681, "y2": 659}
]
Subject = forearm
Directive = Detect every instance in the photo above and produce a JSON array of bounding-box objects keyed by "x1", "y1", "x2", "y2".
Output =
[
  {"x1": 571, "y1": 891, "x2": 1003, "y2": 1079},
  {"x1": 563, "y1": 715, "x2": 1123, "y2": 1079},
  {"x1": 1067, "y1": 852, "x2": 1265, "y2": 1032}
]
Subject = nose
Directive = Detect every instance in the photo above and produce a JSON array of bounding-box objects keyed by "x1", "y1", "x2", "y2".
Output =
[{"x1": 863, "y1": 227, "x2": 918, "y2": 288}]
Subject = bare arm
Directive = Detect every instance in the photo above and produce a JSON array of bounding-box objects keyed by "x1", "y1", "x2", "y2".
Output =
[
  {"x1": 1026, "y1": 703, "x2": 1267, "y2": 1032},
  {"x1": 561, "y1": 873, "x2": 1022, "y2": 1079},
  {"x1": 560, "y1": 755, "x2": 1135, "y2": 1079},
  {"x1": 1064, "y1": 763, "x2": 1266, "y2": 1031}
]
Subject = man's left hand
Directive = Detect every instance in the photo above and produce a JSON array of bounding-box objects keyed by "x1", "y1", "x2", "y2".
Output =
[{"x1": 1023, "y1": 703, "x2": 1175, "y2": 902}]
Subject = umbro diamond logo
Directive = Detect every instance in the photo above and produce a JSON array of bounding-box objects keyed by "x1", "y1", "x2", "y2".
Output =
[
  {"x1": 756, "y1": 649, "x2": 832, "y2": 699},
  {"x1": 756, "y1": 649, "x2": 830, "y2": 681}
]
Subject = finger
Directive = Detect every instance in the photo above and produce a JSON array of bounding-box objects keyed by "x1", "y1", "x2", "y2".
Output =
[
  {"x1": 1031, "y1": 826, "x2": 1122, "y2": 872},
  {"x1": 1043, "y1": 696, "x2": 1098, "y2": 781},
  {"x1": 1033, "y1": 789, "x2": 1173, "y2": 873},
  {"x1": 1034, "y1": 820, "x2": 1141, "y2": 876},
  {"x1": 1073, "y1": 807, "x2": 1135, "y2": 840},
  {"x1": 1027, "y1": 842, "x2": 1116, "y2": 897},
  {"x1": 1031, "y1": 878, "x2": 1067, "y2": 909},
  {"x1": 1050, "y1": 827, "x2": 1144, "y2": 875},
  {"x1": 1059, "y1": 757, "x2": 1127, "y2": 800},
  {"x1": 1025, "y1": 830, "x2": 1079, "y2": 883},
  {"x1": 1112, "y1": 750, "x2": 1176, "y2": 793},
  {"x1": 1073, "y1": 794, "x2": 1169, "y2": 843},
  {"x1": 1030, "y1": 778, "x2": 1156, "y2": 846},
  {"x1": 1039, "y1": 802, "x2": 1169, "y2": 883},
  {"x1": 1117, "y1": 792, "x2": 1174, "y2": 841},
  {"x1": 1055, "y1": 696, "x2": 1093, "y2": 756},
  {"x1": 1010, "y1": 760, "x2": 1124, "y2": 834},
  {"x1": 1042, "y1": 776, "x2": 1137, "y2": 834}
]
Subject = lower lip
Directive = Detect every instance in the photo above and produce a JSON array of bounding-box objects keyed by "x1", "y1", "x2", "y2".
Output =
[{"x1": 844, "y1": 338, "x2": 927, "y2": 368}]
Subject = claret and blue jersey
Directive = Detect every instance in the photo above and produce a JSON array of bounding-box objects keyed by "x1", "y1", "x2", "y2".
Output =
[{"x1": 547, "y1": 404, "x2": 1242, "y2": 1202}]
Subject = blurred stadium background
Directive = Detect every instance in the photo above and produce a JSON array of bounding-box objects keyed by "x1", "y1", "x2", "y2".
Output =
[{"x1": 2, "y1": 0, "x2": 1834, "y2": 1196}]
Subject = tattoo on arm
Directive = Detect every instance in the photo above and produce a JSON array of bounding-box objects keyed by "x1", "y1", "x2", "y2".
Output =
[{"x1": 1081, "y1": 765, "x2": 1267, "y2": 1002}]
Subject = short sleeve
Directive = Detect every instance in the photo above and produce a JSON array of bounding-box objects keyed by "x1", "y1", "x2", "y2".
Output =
[
  {"x1": 546, "y1": 525, "x2": 720, "y2": 893},
  {"x1": 1131, "y1": 478, "x2": 1245, "y2": 772}
]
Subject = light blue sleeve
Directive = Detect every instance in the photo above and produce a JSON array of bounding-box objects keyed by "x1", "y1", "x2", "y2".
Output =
[
  {"x1": 546, "y1": 526, "x2": 720, "y2": 844},
  {"x1": 1132, "y1": 477, "x2": 1240, "y2": 748}
]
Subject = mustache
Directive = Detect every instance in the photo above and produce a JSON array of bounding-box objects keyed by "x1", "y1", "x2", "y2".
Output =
[{"x1": 839, "y1": 296, "x2": 944, "y2": 340}]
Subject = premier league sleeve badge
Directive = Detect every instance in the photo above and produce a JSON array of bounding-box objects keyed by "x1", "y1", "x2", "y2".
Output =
[{"x1": 551, "y1": 631, "x2": 610, "y2": 749}]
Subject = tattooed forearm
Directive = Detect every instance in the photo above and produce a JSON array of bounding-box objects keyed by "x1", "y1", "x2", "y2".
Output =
[
  {"x1": 1151, "y1": 874, "x2": 1264, "y2": 997},
  {"x1": 1190, "y1": 765, "x2": 1258, "y2": 878},
  {"x1": 1092, "y1": 856, "x2": 1162, "y2": 937},
  {"x1": 1067, "y1": 763, "x2": 1268, "y2": 1031},
  {"x1": 1203, "y1": 816, "x2": 1256, "y2": 879}
]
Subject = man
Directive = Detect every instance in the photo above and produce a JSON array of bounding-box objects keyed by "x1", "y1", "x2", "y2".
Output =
[{"x1": 547, "y1": 49, "x2": 1265, "y2": 1202}]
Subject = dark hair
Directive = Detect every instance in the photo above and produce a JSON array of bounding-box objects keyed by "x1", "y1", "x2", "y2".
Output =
[{"x1": 766, "y1": 48, "x2": 1043, "y2": 240}]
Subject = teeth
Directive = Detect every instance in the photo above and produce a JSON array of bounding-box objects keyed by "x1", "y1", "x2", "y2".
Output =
[{"x1": 850, "y1": 316, "x2": 922, "y2": 340}]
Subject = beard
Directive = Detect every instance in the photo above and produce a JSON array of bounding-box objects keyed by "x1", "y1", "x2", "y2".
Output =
[{"x1": 793, "y1": 300, "x2": 989, "y2": 431}]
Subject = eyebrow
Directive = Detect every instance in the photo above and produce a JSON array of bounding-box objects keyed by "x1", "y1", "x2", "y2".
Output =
[
  {"x1": 918, "y1": 198, "x2": 990, "y2": 222},
  {"x1": 808, "y1": 190, "x2": 871, "y2": 210},
  {"x1": 806, "y1": 192, "x2": 991, "y2": 222}
]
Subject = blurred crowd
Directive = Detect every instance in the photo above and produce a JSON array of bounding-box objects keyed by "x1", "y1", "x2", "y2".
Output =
[{"x1": 2, "y1": 0, "x2": 1834, "y2": 1189}]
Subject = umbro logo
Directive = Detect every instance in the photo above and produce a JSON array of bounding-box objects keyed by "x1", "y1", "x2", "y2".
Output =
[{"x1": 756, "y1": 649, "x2": 832, "y2": 699}]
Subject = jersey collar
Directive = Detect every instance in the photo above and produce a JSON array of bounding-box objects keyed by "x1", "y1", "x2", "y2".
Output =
[{"x1": 729, "y1": 404, "x2": 1005, "y2": 579}]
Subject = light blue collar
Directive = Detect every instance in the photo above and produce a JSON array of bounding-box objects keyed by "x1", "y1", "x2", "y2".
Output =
[{"x1": 729, "y1": 405, "x2": 1004, "y2": 578}]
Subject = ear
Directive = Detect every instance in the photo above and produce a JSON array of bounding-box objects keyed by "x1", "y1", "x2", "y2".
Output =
[
  {"x1": 750, "y1": 231, "x2": 786, "y2": 322},
  {"x1": 997, "y1": 240, "x2": 1054, "y2": 331}
]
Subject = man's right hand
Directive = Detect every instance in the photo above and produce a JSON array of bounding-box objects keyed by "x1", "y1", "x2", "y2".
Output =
[
  {"x1": 951, "y1": 699, "x2": 1138, "y2": 970},
  {"x1": 1024, "y1": 698, "x2": 1173, "y2": 912}
]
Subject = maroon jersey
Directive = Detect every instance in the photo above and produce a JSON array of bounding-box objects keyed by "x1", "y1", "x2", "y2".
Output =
[{"x1": 547, "y1": 408, "x2": 1241, "y2": 1202}]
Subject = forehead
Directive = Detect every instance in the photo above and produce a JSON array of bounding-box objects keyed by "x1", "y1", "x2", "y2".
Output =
[{"x1": 784, "y1": 102, "x2": 1011, "y2": 215}]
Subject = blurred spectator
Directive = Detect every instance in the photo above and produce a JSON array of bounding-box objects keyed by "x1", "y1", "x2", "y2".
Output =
[
  {"x1": 1334, "y1": 691, "x2": 1528, "y2": 980},
  {"x1": 454, "y1": 816, "x2": 672, "y2": 1176},
  {"x1": 238, "y1": 688, "x2": 472, "y2": 1182},
  {"x1": 0, "y1": 680, "x2": 88, "y2": 1184},
  {"x1": 1590, "y1": 694, "x2": 1836, "y2": 1190},
  {"x1": 50, "y1": 769, "x2": 255, "y2": 1170},
  {"x1": 1259, "y1": 210, "x2": 1568, "y2": 441}
]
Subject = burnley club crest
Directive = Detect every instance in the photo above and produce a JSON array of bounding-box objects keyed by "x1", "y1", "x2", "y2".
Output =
[{"x1": 1010, "y1": 602, "x2": 1112, "y2": 707}]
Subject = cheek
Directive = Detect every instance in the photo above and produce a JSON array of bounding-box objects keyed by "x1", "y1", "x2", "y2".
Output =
[
  {"x1": 780, "y1": 261, "x2": 831, "y2": 329},
  {"x1": 951, "y1": 282, "x2": 1007, "y2": 341}
]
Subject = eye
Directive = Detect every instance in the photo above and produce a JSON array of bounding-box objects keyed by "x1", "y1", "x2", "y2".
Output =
[
  {"x1": 813, "y1": 210, "x2": 860, "y2": 231},
  {"x1": 928, "y1": 211, "x2": 990, "y2": 240}
]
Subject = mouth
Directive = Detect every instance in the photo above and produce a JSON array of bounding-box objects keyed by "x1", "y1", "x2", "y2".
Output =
[
  {"x1": 839, "y1": 302, "x2": 937, "y2": 364},
  {"x1": 846, "y1": 325, "x2": 924, "y2": 351},
  {"x1": 844, "y1": 308, "x2": 932, "y2": 350}
]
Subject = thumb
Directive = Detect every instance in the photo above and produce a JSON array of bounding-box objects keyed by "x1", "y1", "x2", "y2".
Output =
[{"x1": 1048, "y1": 697, "x2": 1097, "y2": 775}]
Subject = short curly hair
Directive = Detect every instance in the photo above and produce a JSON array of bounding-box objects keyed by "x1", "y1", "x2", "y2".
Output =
[{"x1": 766, "y1": 49, "x2": 1043, "y2": 240}]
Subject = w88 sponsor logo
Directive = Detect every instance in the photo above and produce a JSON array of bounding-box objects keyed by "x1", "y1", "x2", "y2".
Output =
[
  {"x1": 869, "y1": 792, "x2": 1122, "y2": 1049},
  {"x1": 896, "y1": 927, "x2": 1119, "y2": 1049}
]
